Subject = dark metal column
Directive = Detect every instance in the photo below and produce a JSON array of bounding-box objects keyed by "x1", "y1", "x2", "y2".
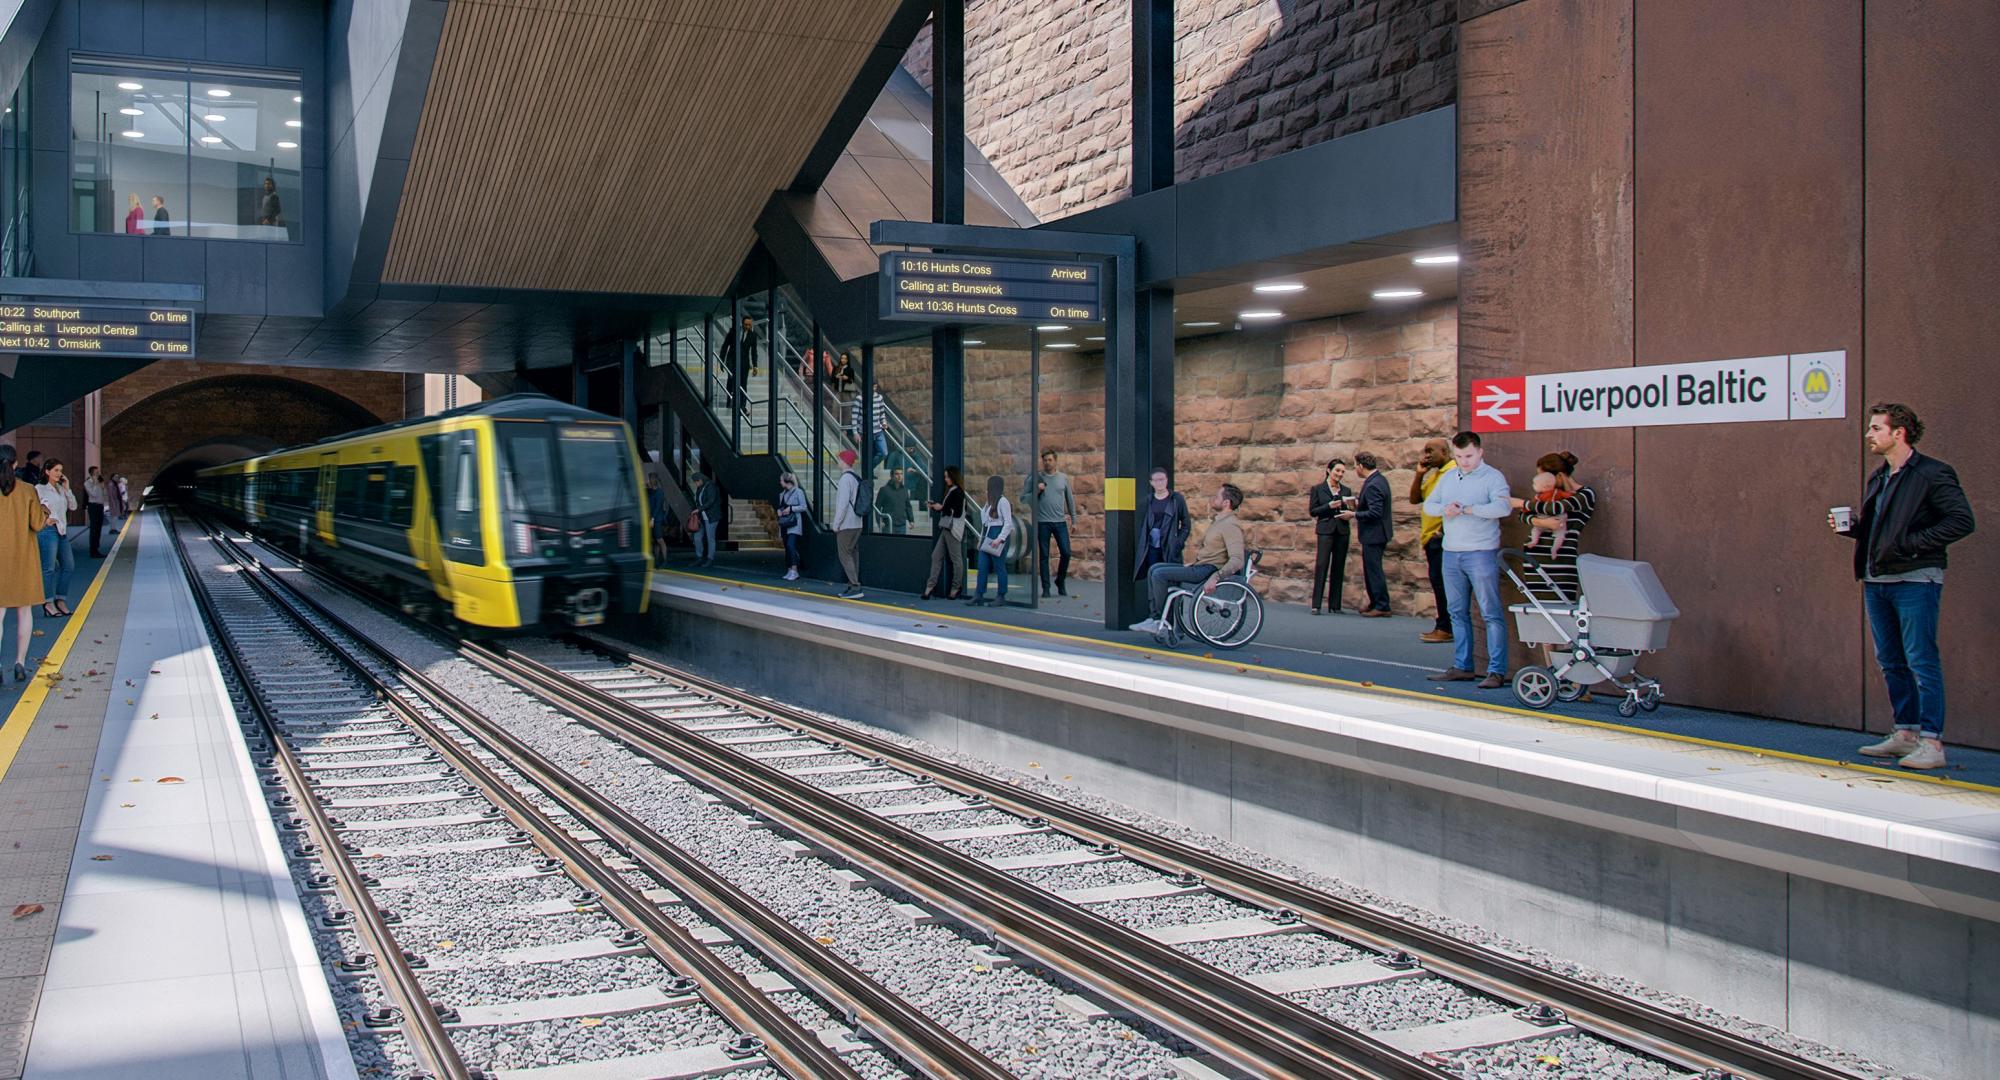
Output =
[
  {"x1": 571, "y1": 348, "x2": 589, "y2": 409},
  {"x1": 766, "y1": 285, "x2": 778, "y2": 455},
  {"x1": 1131, "y1": 0, "x2": 1175, "y2": 195},
  {"x1": 620, "y1": 340, "x2": 638, "y2": 431},
  {"x1": 930, "y1": 0, "x2": 967, "y2": 509}
]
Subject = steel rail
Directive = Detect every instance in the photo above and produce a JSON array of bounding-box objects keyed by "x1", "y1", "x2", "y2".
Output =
[
  {"x1": 478, "y1": 642, "x2": 1452, "y2": 1080},
  {"x1": 587, "y1": 635, "x2": 1863, "y2": 1080},
  {"x1": 211, "y1": 525, "x2": 1017, "y2": 1080},
  {"x1": 164, "y1": 513, "x2": 474, "y2": 1080}
]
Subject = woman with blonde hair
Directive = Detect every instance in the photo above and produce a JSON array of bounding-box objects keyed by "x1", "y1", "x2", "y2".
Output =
[{"x1": 0, "y1": 445, "x2": 48, "y2": 682}]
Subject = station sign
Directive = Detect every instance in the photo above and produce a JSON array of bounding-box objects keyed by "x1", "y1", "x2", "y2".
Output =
[
  {"x1": 0, "y1": 302, "x2": 195, "y2": 358},
  {"x1": 880, "y1": 252, "x2": 1103, "y2": 325},
  {"x1": 1471, "y1": 351, "x2": 1846, "y2": 432}
]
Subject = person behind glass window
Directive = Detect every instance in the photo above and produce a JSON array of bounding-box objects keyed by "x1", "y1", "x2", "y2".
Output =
[
  {"x1": 258, "y1": 177, "x2": 283, "y2": 227},
  {"x1": 124, "y1": 193, "x2": 145, "y2": 235},
  {"x1": 150, "y1": 195, "x2": 169, "y2": 236}
]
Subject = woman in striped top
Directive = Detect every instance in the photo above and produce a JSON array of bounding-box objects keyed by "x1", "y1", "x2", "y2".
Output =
[{"x1": 1513, "y1": 451, "x2": 1596, "y2": 605}]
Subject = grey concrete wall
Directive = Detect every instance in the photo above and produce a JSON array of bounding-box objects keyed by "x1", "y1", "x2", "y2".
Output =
[
  {"x1": 29, "y1": 0, "x2": 325, "y2": 316},
  {"x1": 646, "y1": 595, "x2": 1997, "y2": 1080}
]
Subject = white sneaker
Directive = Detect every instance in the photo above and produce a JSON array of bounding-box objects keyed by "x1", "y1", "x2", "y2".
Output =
[
  {"x1": 1128, "y1": 619, "x2": 1160, "y2": 633},
  {"x1": 1897, "y1": 739, "x2": 1947, "y2": 771},
  {"x1": 1858, "y1": 730, "x2": 1919, "y2": 758},
  {"x1": 783, "y1": 569, "x2": 799, "y2": 581}
]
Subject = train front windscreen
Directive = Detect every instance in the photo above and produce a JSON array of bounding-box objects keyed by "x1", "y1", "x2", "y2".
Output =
[{"x1": 499, "y1": 422, "x2": 642, "y2": 569}]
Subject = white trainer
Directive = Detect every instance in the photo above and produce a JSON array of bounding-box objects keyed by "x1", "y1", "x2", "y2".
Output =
[
  {"x1": 1858, "y1": 730, "x2": 1919, "y2": 758},
  {"x1": 1897, "y1": 739, "x2": 1947, "y2": 771},
  {"x1": 1128, "y1": 619, "x2": 1160, "y2": 633}
]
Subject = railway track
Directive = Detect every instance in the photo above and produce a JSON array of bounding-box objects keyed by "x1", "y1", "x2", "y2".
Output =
[{"x1": 194, "y1": 507, "x2": 1866, "y2": 1080}]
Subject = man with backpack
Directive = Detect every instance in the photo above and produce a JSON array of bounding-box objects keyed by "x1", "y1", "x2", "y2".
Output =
[{"x1": 832, "y1": 448, "x2": 867, "y2": 598}]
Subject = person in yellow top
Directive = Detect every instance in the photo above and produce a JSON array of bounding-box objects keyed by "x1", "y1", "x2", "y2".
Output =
[
  {"x1": 1409, "y1": 438, "x2": 1455, "y2": 643},
  {"x1": 0, "y1": 444, "x2": 49, "y2": 683}
]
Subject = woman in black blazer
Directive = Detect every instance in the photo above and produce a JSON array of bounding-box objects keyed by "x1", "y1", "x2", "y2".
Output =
[{"x1": 1307, "y1": 458, "x2": 1354, "y2": 613}]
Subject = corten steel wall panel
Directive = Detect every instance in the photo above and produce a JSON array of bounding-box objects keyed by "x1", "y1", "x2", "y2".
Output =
[
  {"x1": 1457, "y1": 0, "x2": 1636, "y2": 561},
  {"x1": 382, "y1": 0, "x2": 906, "y2": 296},
  {"x1": 1631, "y1": 1, "x2": 1864, "y2": 724},
  {"x1": 1864, "y1": 0, "x2": 2000, "y2": 749}
]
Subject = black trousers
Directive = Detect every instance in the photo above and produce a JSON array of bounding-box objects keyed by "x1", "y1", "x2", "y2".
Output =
[
  {"x1": 1311, "y1": 530, "x2": 1349, "y2": 610},
  {"x1": 87, "y1": 502, "x2": 105, "y2": 555},
  {"x1": 1361, "y1": 542, "x2": 1390, "y2": 612},
  {"x1": 1425, "y1": 535, "x2": 1451, "y2": 631}
]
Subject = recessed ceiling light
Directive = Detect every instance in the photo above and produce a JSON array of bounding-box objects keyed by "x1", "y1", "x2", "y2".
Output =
[
  {"x1": 200, "y1": 135, "x2": 222, "y2": 144},
  {"x1": 1086, "y1": 335, "x2": 1105, "y2": 341},
  {"x1": 120, "y1": 107, "x2": 143, "y2": 116},
  {"x1": 207, "y1": 88, "x2": 230, "y2": 97},
  {"x1": 120, "y1": 129, "x2": 144, "y2": 138},
  {"x1": 1371, "y1": 288, "x2": 1424, "y2": 300},
  {"x1": 1253, "y1": 282, "x2": 1305, "y2": 294},
  {"x1": 285, "y1": 119, "x2": 302, "y2": 128},
  {"x1": 277, "y1": 140, "x2": 298, "y2": 149},
  {"x1": 1412, "y1": 253, "x2": 1459, "y2": 266},
  {"x1": 1036, "y1": 324, "x2": 1068, "y2": 332},
  {"x1": 1182, "y1": 321, "x2": 1220, "y2": 328},
  {"x1": 117, "y1": 81, "x2": 143, "y2": 91},
  {"x1": 1238, "y1": 309, "x2": 1284, "y2": 320},
  {"x1": 292, "y1": 95, "x2": 302, "y2": 104},
  {"x1": 204, "y1": 113, "x2": 225, "y2": 122},
  {"x1": 962, "y1": 339, "x2": 984, "y2": 346},
  {"x1": 1045, "y1": 342, "x2": 1079, "y2": 350}
]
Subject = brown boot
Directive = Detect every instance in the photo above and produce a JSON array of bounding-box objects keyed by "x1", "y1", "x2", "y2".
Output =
[{"x1": 1419, "y1": 629, "x2": 1452, "y2": 643}]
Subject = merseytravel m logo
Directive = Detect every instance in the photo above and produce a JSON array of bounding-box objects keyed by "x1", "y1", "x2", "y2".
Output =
[{"x1": 1471, "y1": 352, "x2": 1848, "y2": 432}]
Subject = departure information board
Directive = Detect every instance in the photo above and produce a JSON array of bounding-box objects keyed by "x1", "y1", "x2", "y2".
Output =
[
  {"x1": 0, "y1": 303, "x2": 195, "y2": 358},
  {"x1": 880, "y1": 253, "x2": 1104, "y2": 325}
]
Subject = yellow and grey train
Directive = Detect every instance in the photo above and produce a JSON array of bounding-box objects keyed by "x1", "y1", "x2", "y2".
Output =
[{"x1": 193, "y1": 394, "x2": 652, "y2": 631}]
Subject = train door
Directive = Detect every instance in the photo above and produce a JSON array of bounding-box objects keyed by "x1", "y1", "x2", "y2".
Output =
[{"x1": 315, "y1": 453, "x2": 338, "y2": 544}]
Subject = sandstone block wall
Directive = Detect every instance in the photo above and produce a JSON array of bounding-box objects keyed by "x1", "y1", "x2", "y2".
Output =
[
  {"x1": 904, "y1": 0, "x2": 1458, "y2": 219},
  {"x1": 873, "y1": 301, "x2": 1460, "y2": 616}
]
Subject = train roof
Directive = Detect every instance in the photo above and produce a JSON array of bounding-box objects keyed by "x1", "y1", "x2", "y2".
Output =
[{"x1": 197, "y1": 394, "x2": 621, "y2": 475}]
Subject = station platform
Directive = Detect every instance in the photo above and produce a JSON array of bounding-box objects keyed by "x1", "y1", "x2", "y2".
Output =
[
  {"x1": 646, "y1": 556, "x2": 2000, "y2": 1079},
  {"x1": 0, "y1": 510, "x2": 353, "y2": 1080},
  {"x1": 0, "y1": 522, "x2": 124, "y2": 721}
]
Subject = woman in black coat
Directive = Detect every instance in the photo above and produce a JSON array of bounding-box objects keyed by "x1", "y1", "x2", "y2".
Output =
[{"x1": 1133, "y1": 466, "x2": 1191, "y2": 579}]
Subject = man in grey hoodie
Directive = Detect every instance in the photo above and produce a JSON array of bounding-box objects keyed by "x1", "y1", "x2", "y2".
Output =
[{"x1": 1033, "y1": 450, "x2": 1077, "y2": 597}]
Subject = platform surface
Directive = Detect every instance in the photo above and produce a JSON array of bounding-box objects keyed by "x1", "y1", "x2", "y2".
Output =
[
  {"x1": 0, "y1": 511, "x2": 354, "y2": 1080},
  {"x1": 653, "y1": 561, "x2": 2000, "y2": 916}
]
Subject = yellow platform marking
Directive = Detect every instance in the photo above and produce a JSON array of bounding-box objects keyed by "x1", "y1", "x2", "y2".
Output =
[
  {"x1": 1102, "y1": 477, "x2": 1135, "y2": 512},
  {"x1": 663, "y1": 568, "x2": 2000, "y2": 796},
  {"x1": 0, "y1": 514, "x2": 137, "y2": 785}
]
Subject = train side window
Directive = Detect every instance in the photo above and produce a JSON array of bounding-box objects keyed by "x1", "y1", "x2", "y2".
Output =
[
  {"x1": 420, "y1": 430, "x2": 486, "y2": 564},
  {"x1": 389, "y1": 466, "x2": 415, "y2": 527},
  {"x1": 362, "y1": 466, "x2": 390, "y2": 523},
  {"x1": 334, "y1": 466, "x2": 363, "y2": 519}
]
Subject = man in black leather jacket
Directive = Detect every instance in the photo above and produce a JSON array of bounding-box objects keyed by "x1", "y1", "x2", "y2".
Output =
[{"x1": 1830, "y1": 403, "x2": 1975, "y2": 771}]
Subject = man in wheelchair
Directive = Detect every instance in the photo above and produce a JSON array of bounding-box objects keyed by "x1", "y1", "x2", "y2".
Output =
[{"x1": 1130, "y1": 483, "x2": 1246, "y2": 634}]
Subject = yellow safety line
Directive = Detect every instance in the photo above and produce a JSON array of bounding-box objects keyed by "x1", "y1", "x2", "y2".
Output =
[
  {"x1": 663, "y1": 568, "x2": 2000, "y2": 796},
  {"x1": 0, "y1": 513, "x2": 137, "y2": 785}
]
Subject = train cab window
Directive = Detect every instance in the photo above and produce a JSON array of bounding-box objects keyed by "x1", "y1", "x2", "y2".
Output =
[
  {"x1": 361, "y1": 466, "x2": 390, "y2": 522},
  {"x1": 420, "y1": 430, "x2": 486, "y2": 564},
  {"x1": 388, "y1": 466, "x2": 416, "y2": 527},
  {"x1": 556, "y1": 426, "x2": 635, "y2": 517}
]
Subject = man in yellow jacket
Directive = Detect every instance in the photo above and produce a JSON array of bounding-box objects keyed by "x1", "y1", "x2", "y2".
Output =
[{"x1": 1409, "y1": 439, "x2": 1455, "y2": 643}]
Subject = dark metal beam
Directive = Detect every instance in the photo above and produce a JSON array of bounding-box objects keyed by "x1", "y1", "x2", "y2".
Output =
[{"x1": 1131, "y1": 0, "x2": 1174, "y2": 195}]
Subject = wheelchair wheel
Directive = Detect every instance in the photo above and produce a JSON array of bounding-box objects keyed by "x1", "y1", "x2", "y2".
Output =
[
  {"x1": 1191, "y1": 581, "x2": 1262, "y2": 649},
  {"x1": 1512, "y1": 666, "x2": 1557, "y2": 709}
]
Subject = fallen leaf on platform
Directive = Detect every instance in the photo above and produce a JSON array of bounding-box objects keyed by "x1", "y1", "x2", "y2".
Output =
[
  {"x1": 435, "y1": 940, "x2": 455, "y2": 949},
  {"x1": 1537, "y1": 1055, "x2": 1562, "y2": 1066},
  {"x1": 31, "y1": 629, "x2": 43, "y2": 637},
  {"x1": 90, "y1": 854, "x2": 114, "y2": 861},
  {"x1": 149, "y1": 713, "x2": 159, "y2": 719},
  {"x1": 54, "y1": 764, "x2": 66, "y2": 770},
  {"x1": 577, "y1": 1017, "x2": 604, "y2": 1027},
  {"x1": 129, "y1": 778, "x2": 142, "y2": 783},
  {"x1": 120, "y1": 803, "x2": 135, "y2": 808},
  {"x1": 157, "y1": 777, "x2": 185, "y2": 784},
  {"x1": 85, "y1": 670, "x2": 98, "y2": 676},
  {"x1": 814, "y1": 935, "x2": 836, "y2": 945},
  {"x1": 149, "y1": 668, "x2": 161, "y2": 675},
  {"x1": 125, "y1": 699, "x2": 134, "y2": 705},
  {"x1": 52, "y1": 723, "x2": 68, "y2": 729},
  {"x1": 125, "y1": 679, "x2": 134, "y2": 687},
  {"x1": 11, "y1": 904, "x2": 43, "y2": 919},
  {"x1": 1203, "y1": 652, "x2": 1214, "y2": 659},
  {"x1": 1235, "y1": 666, "x2": 1248, "y2": 673},
  {"x1": 1027, "y1": 761, "x2": 1041, "y2": 769},
  {"x1": 1361, "y1": 681, "x2": 1374, "y2": 687}
]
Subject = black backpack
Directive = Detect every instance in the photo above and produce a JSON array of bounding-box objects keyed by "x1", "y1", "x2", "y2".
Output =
[{"x1": 846, "y1": 469, "x2": 871, "y2": 523}]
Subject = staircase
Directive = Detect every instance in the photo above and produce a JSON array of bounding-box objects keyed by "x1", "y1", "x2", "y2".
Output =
[{"x1": 727, "y1": 498, "x2": 780, "y2": 551}]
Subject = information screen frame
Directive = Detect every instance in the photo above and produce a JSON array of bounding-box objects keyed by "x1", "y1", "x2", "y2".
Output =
[
  {"x1": 0, "y1": 302, "x2": 196, "y2": 358},
  {"x1": 879, "y1": 252, "x2": 1106, "y2": 325}
]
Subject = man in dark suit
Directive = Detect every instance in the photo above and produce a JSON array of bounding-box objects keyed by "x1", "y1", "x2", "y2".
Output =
[
  {"x1": 1346, "y1": 451, "x2": 1394, "y2": 616},
  {"x1": 1306, "y1": 458, "x2": 1353, "y2": 614}
]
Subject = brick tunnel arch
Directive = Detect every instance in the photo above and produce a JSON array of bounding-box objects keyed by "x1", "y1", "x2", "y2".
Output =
[{"x1": 103, "y1": 374, "x2": 384, "y2": 495}]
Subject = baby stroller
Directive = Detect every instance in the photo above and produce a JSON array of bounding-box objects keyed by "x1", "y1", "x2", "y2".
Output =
[{"x1": 1502, "y1": 550, "x2": 1679, "y2": 718}]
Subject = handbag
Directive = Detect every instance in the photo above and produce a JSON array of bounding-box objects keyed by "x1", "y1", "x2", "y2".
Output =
[
  {"x1": 684, "y1": 511, "x2": 701, "y2": 532},
  {"x1": 978, "y1": 527, "x2": 1005, "y2": 557}
]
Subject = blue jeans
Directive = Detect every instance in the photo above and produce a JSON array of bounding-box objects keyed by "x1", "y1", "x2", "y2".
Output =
[
  {"x1": 782, "y1": 530, "x2": 803, "y2": 572},
  {"x1": 871, "y1": 430, "x2": 891, "y2": 470},
  {"x1": 692, "y1": 520, "x2": 717, "y2": 561},
  {"x1": 37, "y1": 525, "x2": 73, "y2": 602},
  {"x1": 1864, "y1": 581, "x2": 1945, "y2": 739},
  {"x1": 974, "y1": 526, "x2": 1008, "y2": 599},
  {"x1": 1443, "y1": 547, "x2": 1507, "y2": 675}
]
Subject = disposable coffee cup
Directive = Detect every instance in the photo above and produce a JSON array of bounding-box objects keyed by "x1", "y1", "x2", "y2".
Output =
[{"x1": 1830, "y1": 506, "x2": 1853, "y2": 531}]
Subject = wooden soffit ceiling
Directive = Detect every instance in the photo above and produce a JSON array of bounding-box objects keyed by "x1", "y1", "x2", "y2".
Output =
[{"x1": 383, "y1": 0, "x2": 907, "y2": 296}]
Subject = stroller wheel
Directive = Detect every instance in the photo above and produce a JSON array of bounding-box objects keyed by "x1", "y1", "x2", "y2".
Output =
[
  {"x1": 1639, "y1": 684, "x2": 1662, "y2": 712},
  {"x1": 1617, "y1": 696, "x2": 1639, "y2": 718},
  {"x1": 1554, "y1": 678, "x2": 1586, "y2": 703},
  {"x1": 1512, "y1": 666, "x2": 1557, "y2": 709}
]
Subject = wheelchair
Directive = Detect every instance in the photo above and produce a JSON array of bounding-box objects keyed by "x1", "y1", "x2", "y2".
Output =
[{"x1": 1153, "y1": 550, "x2": 1265, "y2": 650}]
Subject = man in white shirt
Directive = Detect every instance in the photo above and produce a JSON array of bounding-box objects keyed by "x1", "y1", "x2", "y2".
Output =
[
  {"x1": 83, "y1": 465, "x2": 108, "y2": 558},
  {"x1": 831, "y1": 448, "x2": 866, "y2": 599},
  {"x1": 1421, "y1": 430, "x2": 1514, "y2": 688}
]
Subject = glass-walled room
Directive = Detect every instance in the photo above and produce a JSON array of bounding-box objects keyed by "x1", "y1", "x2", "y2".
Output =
[{"x1": 71, "y1": 56, "x2": 304, "y2": 242}]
